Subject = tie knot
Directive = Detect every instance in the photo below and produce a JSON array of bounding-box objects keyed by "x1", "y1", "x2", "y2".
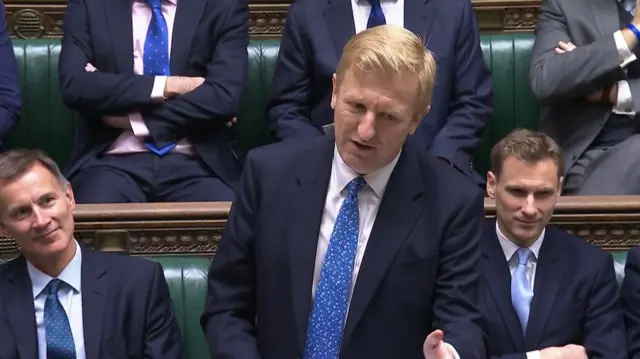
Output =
[
  {"x1": 368, "y1": 0, "x2": 382, "y2": 8},
  {"x1": 46, "y1": 279, "x2": 64, "y2": 296},
  {"x1": 347, "y1": 177, "x2": 367, "y2": 195},
  {"x1": 515, "y1": 248, "x2": 533, "y2": 266},
  {"x1": 146, "y1": 0, "x2": 162, "y2": 10}
]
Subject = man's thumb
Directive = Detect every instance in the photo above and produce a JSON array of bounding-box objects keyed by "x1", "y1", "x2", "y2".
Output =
[{"x1": 423, "y1": 329, "x2": 444, "y2": 353}]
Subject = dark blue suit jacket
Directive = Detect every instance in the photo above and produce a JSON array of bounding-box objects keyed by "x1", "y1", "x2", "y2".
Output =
[
  {"x1": 57, "y1": 0, "x2": 249, "y2": 191},
  {"x1": 265, "y1": 0, "x2": 492, "y2": 182},
  {"x1": 201, "y1": 136, "x2": 488, "y2": 359},
  {"x1": 621, "y1": 246, "x2": 640, "y2": 359},
  {"x1": 0, "y1": 0, "x2": 20, "y2": 148},
  {"x1": 479, "y1": 219, "x2": 627, "y2": 359},
  {"x1": 0, "y1": 245, "x2": 185, "y2": 359}
]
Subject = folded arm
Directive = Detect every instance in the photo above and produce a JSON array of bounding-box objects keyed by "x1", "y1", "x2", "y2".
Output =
[
  {"x1": 265, "y1": 4, "x2": 323, "y2": 140},
  {"x1": 0, "y1": 2, "x2": 20, "y2": 142},
  {"x1": 429, "y1": 1, "x2": 491, "y2": 173},
  {"x1": 200, "y1": 152, "x2": 261, "y2": 359}
]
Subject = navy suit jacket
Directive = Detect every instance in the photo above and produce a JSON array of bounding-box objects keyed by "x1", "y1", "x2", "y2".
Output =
[
  {"x1": 0, "y1": 0, "x2": 20, "y2": 148},
  {"x1": 201, "y1": 136, "x2": 488, "y2": 359},
  {"x1": 0, "y1": 245, "x2": 185, "y2": 359},
  {"x1": 621, "y1": 246, "x2": 640, "y2": 359},
  {"x1": 57, "y1": 0, "x2": 249, "y2": 191},
  {"x1": 479, "y1": 219, "x2": 627, "y2": 359},
  {"x1": 265, "y1": 0, "x2": 492, "y2": 182}
]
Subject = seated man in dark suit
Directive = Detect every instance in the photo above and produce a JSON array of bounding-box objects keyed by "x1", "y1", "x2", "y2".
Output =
[
  {"x1": 202, "y1": 25, "x2": 487, "y2": 359},
  {"x1": 0, "y1": 0, "x2": 21, "y2": 149},
  {"x1": 266, "y1": 0, "x2": 492, "y2": 184},
  {"x1": 58, "y1": 0, "x2": 249, "y2": 203},
  {"x1": 0, "y1": 149, "x2": 185, "y2": 358},
  {"x1": 481, "y1": 129, "x2": 626, "y2": 359},
  {"x1": 621, "y1": 246, "x2": 640, "y2": 359}
]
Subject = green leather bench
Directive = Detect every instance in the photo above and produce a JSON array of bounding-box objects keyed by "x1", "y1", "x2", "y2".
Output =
[
  {"x1": 8, "y1": 34, "x2": 538, "y2": 177},
  {"x1": 0, "y1": 251, "x2": 631, "y2": 359}
]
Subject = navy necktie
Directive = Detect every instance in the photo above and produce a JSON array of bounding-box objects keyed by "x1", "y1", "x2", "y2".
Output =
[
  {"x1": 143, "y1": 0, "x2": 176, "y2": 156},
  {"x1": 304, "y1": 177, "x2": 367, "y2": 359},
  {"x1": 367, "y1": 0, "x2": 387, "y2": 28},
  {"x1": 44, "y1": 279, "x2": 76, "y2": 359}
]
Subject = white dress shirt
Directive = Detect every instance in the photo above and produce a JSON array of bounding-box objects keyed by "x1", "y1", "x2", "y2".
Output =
[
  {"x1": 28, "y1": 240, "x2": 86, "y2": 359},
  {"x1": 613, "y1": 30, "x2": 637, "y2": 115},
  {"x1": 311, "y1": 146, "x2": 459, "y2": 359},
  {"x1": 351, "y1": 0, "x2": 404, "y2": 34},
  {"x1": 495, "y1": 222, "x2": 545, "y2": 359}
]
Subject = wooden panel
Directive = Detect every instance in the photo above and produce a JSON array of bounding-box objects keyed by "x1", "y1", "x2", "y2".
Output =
[
  {"x1": 3, "y1": 0, "x2": 541, "y2": 39},
  {"x1": 2, "y1": 196, "x2": 640, "y2": 260}
]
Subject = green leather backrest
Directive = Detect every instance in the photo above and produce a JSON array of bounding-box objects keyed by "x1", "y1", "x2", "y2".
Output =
[{"x1": 8, "y1": 34, "x2": 540, "y2": 177}]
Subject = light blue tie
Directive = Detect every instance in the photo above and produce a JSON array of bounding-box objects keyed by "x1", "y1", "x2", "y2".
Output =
[
  {"x1": 304, "y1": 177, "x2": 367, "y2": 359},
  {"x1": 44, "y1": 279, "x2": 76, "y2": 359},
  {"x1": 367, "y1": 0, "x2": 387, "y2": 28},
  {"x1": 143, "y1": 0, "x2": 175, "y2": 156},
  {"x1": 511, "y1": 248, "x2": 534, "y2": 334}
]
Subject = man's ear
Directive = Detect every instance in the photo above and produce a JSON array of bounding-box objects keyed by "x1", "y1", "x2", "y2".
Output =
[
  {"x1": 331, "y1": 73, "x2": 338, "y2": 110},
  {"x1": 486, "y1": 171, "x2": 497, "y2": 199}
]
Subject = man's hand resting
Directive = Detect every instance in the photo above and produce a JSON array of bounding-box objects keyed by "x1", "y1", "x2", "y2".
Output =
[
  {"x1": 540, "y1": 344, "x2": 587, "y2": 359},
  {"x1": 423, "y1": 330, "x2": 455, "y2": 359},
  {"x1": 164, "y1": 76, "x2": 205, "y2": 98}
]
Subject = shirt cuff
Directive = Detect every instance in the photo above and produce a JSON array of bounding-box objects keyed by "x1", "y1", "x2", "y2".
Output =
[
  {"x1": 444, "y1": 342, "x2": 460, "y2": 359},
  {"x1": 128, "y1": 113, "x2": 150, "y2": 137},
  {"x1": 613, "y1": 80, "x2": 636, "y2": 115},
  {"x1": 151, "y1": 76, "x2": 168, "y2": 101},
  {"x1": 526, "y1": 350, "x2": 541, "y2": 359},
  {"x1": 614, "y1": 30, "x2": 637, "y2": 68}
]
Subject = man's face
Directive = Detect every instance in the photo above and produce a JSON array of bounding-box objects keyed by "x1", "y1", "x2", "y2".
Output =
[
  {"x1": 487, "y1": 157, "x2": 563, "y2": 246},
  {"x1": 330, "y1": 68, "x2": 428, "y2": 174},
  {"x1": 0, "y1": 163, "x2": 76, "y2": 261}
]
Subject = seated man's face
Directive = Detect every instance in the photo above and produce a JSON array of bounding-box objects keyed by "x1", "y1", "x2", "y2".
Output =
[
  {"x1": 487, "y1": 156, "x2": 562, "y2": 246},
  {"x1": 330, "y1": 67, "x2": 424, "y2": 175},
  {"x1": 0, "y1": 163, "x2": 76, "y2": 261}
]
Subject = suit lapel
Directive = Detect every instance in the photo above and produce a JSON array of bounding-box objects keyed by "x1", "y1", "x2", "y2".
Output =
[
  {"x1": 590, "y1": 0, "x2": 620, "y2": 37},
  {"x1": 290, "y1": 138, "x2": 335, "y2": 353},
  {"x1": 341, "y1": 145, "x2": 424, "y2": 348},
  {"x1": 404, "y1": 0, "x2": 433, "y2": 40},
  {"x1": 324, "y1": 0, "x2": 356, "y2": 62},
  {"x1": 105, "y1": 0, "x2": 134, "y2": 74},
  {"x1": 169, "y1": 0, "x2": 205, "y2": 74},
  {"x1": 81, "y1": 246, "x2": 109, "y2": 359},
  {"x1": 4, "y1": 257, "x2": 38, "y2": 359},
  {"x1": 524, "y1": 229, "x2": 561, "y2": 350},
  {"x1": 480, "y1": 220, "x2": 525, "y2": 349}
]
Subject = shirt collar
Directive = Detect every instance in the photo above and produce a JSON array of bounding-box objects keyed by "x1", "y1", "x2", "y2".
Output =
[
  {"x1": 495, "y1": 221, "x2": 545, "y2": 264},
  {"x1": 332, "y1": 145, "x2": 400, "y2": 198},
  {"x1": 27, "y1": 240, "x2": 82, "y2": 298}
]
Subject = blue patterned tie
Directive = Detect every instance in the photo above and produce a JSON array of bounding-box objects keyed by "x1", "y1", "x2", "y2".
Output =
[
  {"x1": 143, "y1": 0, "x2": 175, "y2": 156},
  {"x1": 304, "y1": 177, "x2": 367, "y2": 359},
  {"x1": 45, "y1": 279, "x2": 76, "y2": 359},
  {"x1": 367, "y1": 0, "x2": 386, "y2": 28},
  {"x1": 511, "y1": 248, "x2": 534, "y2": 334}
]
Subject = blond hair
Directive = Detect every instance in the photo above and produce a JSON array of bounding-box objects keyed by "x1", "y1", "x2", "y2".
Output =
[
  {"x1": 336, "y1": 25, "x2": 437, "y2": 112},
  {"x1": 490, "y1": 129, "x2": 564, "y2": 179}
]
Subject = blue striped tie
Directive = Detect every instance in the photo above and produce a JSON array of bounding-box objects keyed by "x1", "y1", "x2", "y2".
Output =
[
  {"x1": 45, "y1": 279, "x2": 76, "y2": 359},
  {"x1": 143, "y1": 0, "x2": 175, "y2": 156},
  {"x1": 304, "y1": 177, "x2": 367, "y2": 359}
]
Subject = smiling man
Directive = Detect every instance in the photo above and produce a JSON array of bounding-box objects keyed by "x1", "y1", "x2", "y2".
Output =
[
  {"x1": 0, "y1": 149, "x2": 185, "y2": 359},
  {"x1": 481, "y1": 129, "x2": 626, "y2": 359}
]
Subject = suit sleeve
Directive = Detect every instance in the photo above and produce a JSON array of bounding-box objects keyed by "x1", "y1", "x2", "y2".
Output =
[
  {"x1": 143, "y1": 262, "x2": 187, "y2": 359},
  {"x1": 433, "y1": 188, "x2": 488, "y2": 359},
  {"x1": 144, "y1": 0, "x2": 249, "y2": 147},
  {"x1": 0, "y1": 0, "x2": 20, "y2": 143},
  {"x1": 58, "y1": 0, "x2": 156, "y2": 114},
  {"x1": 621, "y1": 247, "x2": 640, "y2": 359},
  {"x1": 200, "y1": 151, "x2": 261, "y2": 359},
  {"x1": 429, "y1": 0, "x2": 491, "y2": 173},
  {"x1": 264, "y1": 4, "x2": 323, "y2": 141},
  {"x1": 581, "y1": 253, "x2": 627, "y2": 359},
  {"x1": 528, "y1": 0, "x2": 622, "y2": 105}
]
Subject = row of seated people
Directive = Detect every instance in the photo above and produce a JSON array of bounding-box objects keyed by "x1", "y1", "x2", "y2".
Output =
[
  {"x1": 2, "y1": 25, "x2": 640, "y2": 359},
  {"x1": 1, "y1": 0, "x2": 640, "y2": 202}
]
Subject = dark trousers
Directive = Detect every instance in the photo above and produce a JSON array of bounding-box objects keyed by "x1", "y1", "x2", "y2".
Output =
[{"x1": 70, "y1": 152, "x2": 234, "y2": 203}]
